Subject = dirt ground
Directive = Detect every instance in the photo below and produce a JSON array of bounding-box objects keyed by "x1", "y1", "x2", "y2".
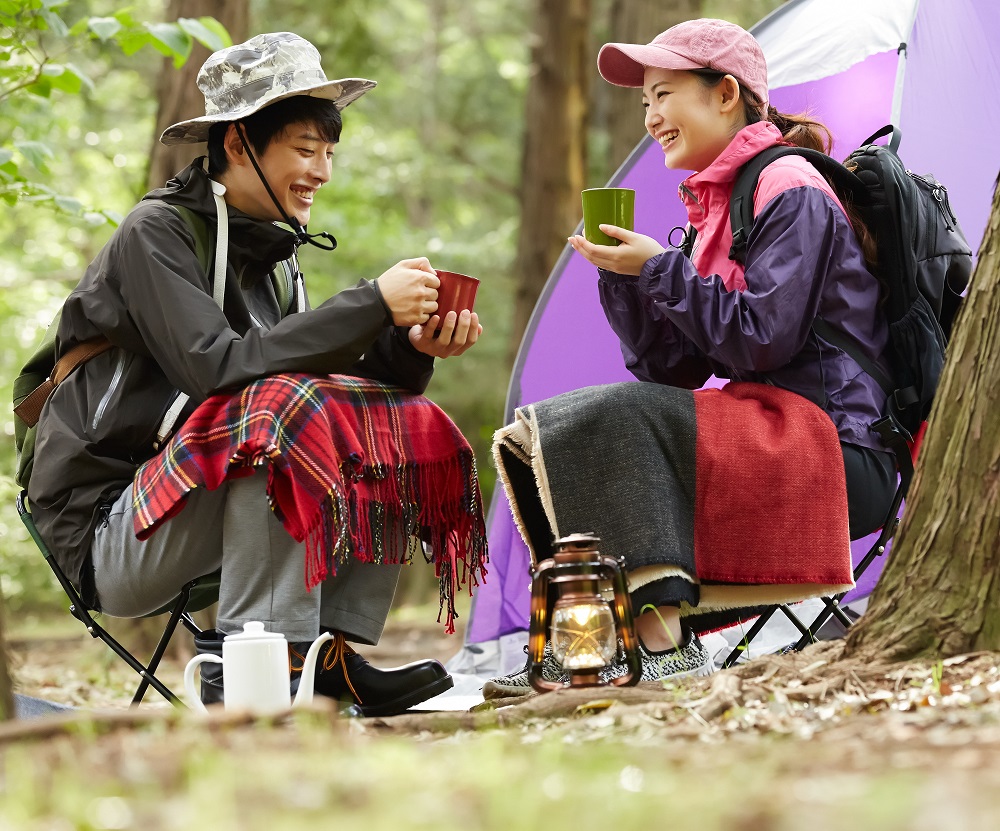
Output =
[
  {"x1": 7, "y1": 608, "x2": 464, "y2": 710},
  {"x1": 6, "y1": 618, "x2": 1000, "y2": 829}
]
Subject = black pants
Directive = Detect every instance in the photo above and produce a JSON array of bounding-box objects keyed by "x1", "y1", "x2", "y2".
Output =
[{"x1": 841, "y1": 442, "x2": 898, "y2": 540}]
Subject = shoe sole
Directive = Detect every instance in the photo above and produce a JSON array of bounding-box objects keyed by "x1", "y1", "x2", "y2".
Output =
[{"x1": 357, "y1": 674, "x2": 455, "y2": 717}]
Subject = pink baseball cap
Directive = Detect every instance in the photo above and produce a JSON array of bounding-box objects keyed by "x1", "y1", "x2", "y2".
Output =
[{"x1": 597, "y1": 18, "x2": 768, "y2": 109}]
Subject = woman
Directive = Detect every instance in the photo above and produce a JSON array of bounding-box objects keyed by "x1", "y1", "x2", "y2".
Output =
[{"x1": 486, "y1": 18, "x2": 896, "y2": 694}]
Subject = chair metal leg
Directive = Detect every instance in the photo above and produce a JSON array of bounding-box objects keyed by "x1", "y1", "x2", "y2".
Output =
[
  {"x1": 77, "y1": 612, "x2": 184, "y2": 706},
  {"x1": 17, "y1": 490, "x2": 214, "y2": 709},
  {"x1": 130, "y1": 580, "x2": 196, "y2": 707},
  {"x1": 777, "y1": 603, "x2": 814, "y2": 641},
  {"x1": 722, "y1": 606, "x2": 780, "y2": 668},
  {"x1": 181, "y1": 612, "x2": 203, "y2": 636}
]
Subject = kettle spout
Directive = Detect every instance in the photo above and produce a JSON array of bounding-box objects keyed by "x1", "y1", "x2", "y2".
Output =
[{"x1": 292, "y1": 631, "x2": 335, "y2": 708}]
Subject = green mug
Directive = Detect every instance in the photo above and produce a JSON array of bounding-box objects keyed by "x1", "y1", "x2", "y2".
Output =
[{"x1": 581, "y1": 187, "x2": 635, "y2": 246}]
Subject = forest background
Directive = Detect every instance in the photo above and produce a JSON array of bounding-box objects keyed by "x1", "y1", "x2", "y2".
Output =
[{"x1": 0, "y1": 0, "x2": 783, "y2": 616}]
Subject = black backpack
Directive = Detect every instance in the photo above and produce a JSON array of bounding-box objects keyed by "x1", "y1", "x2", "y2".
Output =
[{"x1": 727, "y1": 125, "x2": 972, "y2": 476}]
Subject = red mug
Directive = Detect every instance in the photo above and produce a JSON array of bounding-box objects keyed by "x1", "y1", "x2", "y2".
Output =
[{"x1": 434, "y1": 270, "x2": 479, "y2": 320}]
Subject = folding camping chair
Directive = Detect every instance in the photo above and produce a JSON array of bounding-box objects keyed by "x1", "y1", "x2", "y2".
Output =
[
  {"x1": 16, "y1": 490, "x2": 220, "y2": 708},
  {"x1": 720, "y1": 418, "x2": 924, "y2": 668}
]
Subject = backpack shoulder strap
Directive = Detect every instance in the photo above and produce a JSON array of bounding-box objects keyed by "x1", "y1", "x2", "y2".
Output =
[
  {"x1": 167, "y1": 203, "x2": 213, "y2": 275},
  {"x1": 166, "y1": 201, "x2": 296, "y2": 316},
  {"x1": 728, "y1": 145, "x2": 869, "y2": 264},
  {"x1": 811, "y1": 318, "x2": 894, "y2": 396},
  {"x1": 273, "y1": 258, "x2": 295, "y2": 316}
]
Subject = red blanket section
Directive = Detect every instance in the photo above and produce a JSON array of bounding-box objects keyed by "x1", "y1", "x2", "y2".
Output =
[{"x1": 693, "y1": 382, "x2": 851, "y2": 587}]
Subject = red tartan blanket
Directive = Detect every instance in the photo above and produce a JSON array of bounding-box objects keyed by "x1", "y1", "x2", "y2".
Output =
[{"x1": 132, "y1": 373, "x2": 488, "y2": 632}]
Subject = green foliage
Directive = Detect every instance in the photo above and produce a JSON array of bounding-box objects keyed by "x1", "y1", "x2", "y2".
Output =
[
  {"x1": 0, "y1": 0, "x2": 230, "y2": 216},
  {"x1": 0, "y1": 265, "x2": 71, "y2": 615},
  {"x1": 0, "y1": 0, "x2": 232, "y2": 613}
]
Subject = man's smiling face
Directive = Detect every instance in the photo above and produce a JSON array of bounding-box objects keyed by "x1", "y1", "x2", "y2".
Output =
[{"x1": 226, "y1": 121, "x2": 336, "y2": 225}]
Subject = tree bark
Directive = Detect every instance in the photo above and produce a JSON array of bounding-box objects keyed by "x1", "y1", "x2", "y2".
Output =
[
  {"x1": 845, "y1": 178, "x2": 1000, "y2": 662},
  {"x1": 507, "y1": 0, "x2": 591, "y2": 364},
  {"x1": 603, "y1": 0, "x2": 700, "y2": 172},
  {"x1": 146, "y1": 0, "x2": 250, "y2": 191}
]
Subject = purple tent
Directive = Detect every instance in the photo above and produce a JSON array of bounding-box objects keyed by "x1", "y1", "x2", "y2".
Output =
[{"x1": 461, "y1": 0, "x2": 1000, "y2": 660}]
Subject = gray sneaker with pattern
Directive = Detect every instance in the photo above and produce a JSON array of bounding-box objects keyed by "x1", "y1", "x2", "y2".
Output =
[
  {"x1": 602, "y1": 630, "x2": 714, "y2": 683},
  {"x1": 482, "y1": 642, "x2": 566, "y2": 699},
  {"x1": 482, "y1": 630, "x2": 713, "y2": 698}
]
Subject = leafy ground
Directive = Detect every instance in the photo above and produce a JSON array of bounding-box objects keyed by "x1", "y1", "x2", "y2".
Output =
[{"x1": 4, "y1": 614, "x2": 1000, "y2": 830}]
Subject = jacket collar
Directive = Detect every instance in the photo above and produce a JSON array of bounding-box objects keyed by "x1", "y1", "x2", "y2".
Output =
[
  {"x1": 678, "y1": 121, "x2": 786, "y2": 212},
  {"x1": 144, "y1": 159, "x2": 298, "y2": 283}
]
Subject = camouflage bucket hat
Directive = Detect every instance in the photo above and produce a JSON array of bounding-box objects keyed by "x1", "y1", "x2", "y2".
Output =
[{"x1": 160, "y1": 32, "x2": 376, "y2": 145}]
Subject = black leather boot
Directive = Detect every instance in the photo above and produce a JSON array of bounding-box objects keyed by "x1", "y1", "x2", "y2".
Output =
[{"x1": 291, "y1": 632, "x2": 453, "y2": 717}]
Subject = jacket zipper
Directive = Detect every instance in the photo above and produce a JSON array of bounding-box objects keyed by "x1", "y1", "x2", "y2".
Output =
[{"x1": 92, "y1": 349, "x2": 126, "y2": 431}]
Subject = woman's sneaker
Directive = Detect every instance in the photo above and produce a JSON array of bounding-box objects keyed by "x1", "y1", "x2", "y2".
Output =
[
  {"x1": 481, "y1": 642, "x2": 567, "y2": 699},
  {"x1": 482, "y1": 629, "x2": 713, "y2": 698},
  {"x1": 602, "y1": 628, "x2": 714, "y2": 683}
]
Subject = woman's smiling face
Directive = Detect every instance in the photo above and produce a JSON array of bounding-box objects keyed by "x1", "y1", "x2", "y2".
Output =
[{"x1": 642, "y1": 67, "x2": 738, "y2": 172}]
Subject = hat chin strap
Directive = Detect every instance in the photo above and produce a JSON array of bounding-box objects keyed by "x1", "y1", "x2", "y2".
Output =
[{"x1": 234, "y1": 123, "x2": 338, "y2": 252}]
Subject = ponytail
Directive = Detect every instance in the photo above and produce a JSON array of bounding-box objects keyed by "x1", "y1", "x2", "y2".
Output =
[
  {"x1": 742, "y1": 91, "x2": 877, "y2": 270},
  {"x1": 741, "y1": 89, "x2": 832, "y2": 153},
  {"x1": 762, "y1": 104, "x2": 832, "y2": 154}
]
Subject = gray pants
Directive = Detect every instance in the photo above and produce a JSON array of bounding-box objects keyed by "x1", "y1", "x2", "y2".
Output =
[{"x1": 91, "y1": 470, "x2": 400, "y2": 644}]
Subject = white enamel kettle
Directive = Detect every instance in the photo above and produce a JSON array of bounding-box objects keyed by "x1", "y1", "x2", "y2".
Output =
[{"x1": 184, "y1": 622, "x2": 334, "y2": 714}]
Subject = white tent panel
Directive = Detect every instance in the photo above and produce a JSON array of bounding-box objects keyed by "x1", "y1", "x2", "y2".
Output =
[{"x1": 756, "y1": 0, "x2": 918, "y2": 88}]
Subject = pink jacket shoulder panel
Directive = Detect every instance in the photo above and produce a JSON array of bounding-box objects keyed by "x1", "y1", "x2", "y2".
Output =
[
  {"x1": 681, "y1": 122, "x2": 848, "y2": 293},
  {"x1": 753, "y1": 155, "x2": 848, "y2": 218}
]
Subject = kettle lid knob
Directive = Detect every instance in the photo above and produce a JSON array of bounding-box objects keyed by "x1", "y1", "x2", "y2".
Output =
[{"x1": 224, "y1": 621, "x2": 285, "y2": 642}]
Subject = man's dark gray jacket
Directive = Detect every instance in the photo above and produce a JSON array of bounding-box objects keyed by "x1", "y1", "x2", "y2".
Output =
[{"x1": 28, "y1": 160, "x2": 434, "y2": 592}]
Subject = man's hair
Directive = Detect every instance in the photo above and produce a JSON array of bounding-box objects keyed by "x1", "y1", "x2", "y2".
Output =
[{"x1": 207, "y1": 96, "x2": 343, "y2": 176}]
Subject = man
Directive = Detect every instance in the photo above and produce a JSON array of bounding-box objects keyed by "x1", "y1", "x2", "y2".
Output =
[{"x1": 28, "y1": 32, "x2": 483, "y2": 715}]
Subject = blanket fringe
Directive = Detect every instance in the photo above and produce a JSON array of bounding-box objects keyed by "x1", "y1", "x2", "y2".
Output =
[{"x1": 288, "y1": 451, "x2": 488, "y2": 635}]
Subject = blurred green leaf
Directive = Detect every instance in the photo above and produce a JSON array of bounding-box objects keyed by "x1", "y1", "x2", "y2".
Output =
[
  {"x1": 15, "y1": 141, "x2": 53, "y2": 171},
  {"x1": 86, "y1": 16, "x2": 122, "y2": 42},
  {"x1": 113, "y1": 8, "x2": 138, "y2": 28},
  {"x1": 53, "y1": 194, "x2": 83, "y2": 214},
  {"x1": 62, "y1": 62, "x2": 93, "y2": 93},
  {"x1": 40, "y1": 8, "x2": 68, "y2": 38},
  {"x1": 115, "y1": 29, "x2": 151, "y2": 56},
  {"x1": 145, "y1": 22, "x2": 192, "y2": 66},
  {"x1": 41, "y1": 63, "x2": 82, "y2": 93},
  {"x1": 25, "y1": 78, "x2": 52, "y2": 97},
  {"x1": 178, "y1": 17, "x2": 228, "y2": 52}
]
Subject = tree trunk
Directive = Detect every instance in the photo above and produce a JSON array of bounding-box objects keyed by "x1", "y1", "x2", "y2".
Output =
[
  {"x1": 0, "y1": 594, "x2": 15, "y2": 721},
  {"x1": 603, "y1": 0, "x2": 700, "y2": 172},
  {"x1": 507, "y1": 0, "x2": 591, "y2": 363},
  {"x1": 845, "y1": 179, "x2": 1000, "y2": 662},
  {"x1": 146, "y1": 0, "x2": 250, "y2": 191}
]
